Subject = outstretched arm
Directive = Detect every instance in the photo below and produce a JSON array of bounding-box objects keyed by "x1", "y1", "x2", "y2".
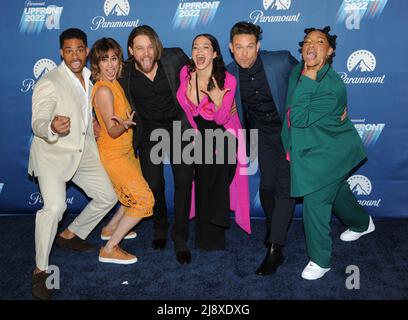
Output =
[{"x1": 93, "y1": 85, "x2": 135, "y2": 139}]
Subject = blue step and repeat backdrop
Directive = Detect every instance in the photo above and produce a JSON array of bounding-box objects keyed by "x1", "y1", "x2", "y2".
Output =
[{"x1": 0, "y1": 0, "x2": 407, "y2": 218}]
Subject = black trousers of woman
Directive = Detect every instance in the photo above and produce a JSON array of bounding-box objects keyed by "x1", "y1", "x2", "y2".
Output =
[{"x1": 194, "y1": 115, "x2": 237, "y2": 250}]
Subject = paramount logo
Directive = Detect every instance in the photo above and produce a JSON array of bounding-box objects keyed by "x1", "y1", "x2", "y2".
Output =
[
  {"x1": 91, "y1": 0, "x2": 139, "y2": 31},
  {"x1": 21, "y1": 58, "x2": 57, "y2": 93},
  {"x1": 249, "y1": 0, "x2": 300, "y2": 24},
  {"x1": 29, "y1": 192, "x2": 74, "y2": 206},
  {"x1": 338, "y1": 72, "x2": 385, "y2": 84},
  {"x1": 249, "y1": 10, "x2": 300, "y2": 23},
  {"x1": 339, "y1": 50, "x2": 385, "y2": 85},
  {"x1": 91, "y1": 17, "x2": 139, "y2": 30}
]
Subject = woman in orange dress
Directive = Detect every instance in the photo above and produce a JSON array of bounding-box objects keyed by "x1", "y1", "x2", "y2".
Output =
[{"x1": 90, "y1": 37, "x2": 154, "y2": 264}]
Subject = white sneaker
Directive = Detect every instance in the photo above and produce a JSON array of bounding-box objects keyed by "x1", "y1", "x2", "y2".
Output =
[
  {"x1": 340, "y1": 216, "x2": 375, "y2": 242},
  {"x1": 301, "y1": 261, "x2": 331, "y2": 280}
]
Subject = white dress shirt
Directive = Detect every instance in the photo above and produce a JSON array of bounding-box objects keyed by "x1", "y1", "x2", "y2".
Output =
[{"x1": 62, "y1": 61, "x2": 92, "y2": 129}]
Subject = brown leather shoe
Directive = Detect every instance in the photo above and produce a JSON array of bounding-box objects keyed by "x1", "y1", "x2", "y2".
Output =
[
  {"x1": 32, "y1": 271, "x2": 52, "y2": 300},
  {"x1": 55, "y1": 235, "x2": 97, "y2": 252}
]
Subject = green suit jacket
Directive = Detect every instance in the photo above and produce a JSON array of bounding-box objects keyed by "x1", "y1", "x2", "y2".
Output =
[{"x1": 281, "y1": 63, "x2": 367, "y2": 197}]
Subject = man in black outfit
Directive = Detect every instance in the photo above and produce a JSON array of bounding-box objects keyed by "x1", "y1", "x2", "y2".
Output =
[
  {"x1": 119, "y1": 25, "x2": 193, "y2": 265},
  {"x1": 227, "y1": 22, "x2": 298, "y2": 275}
]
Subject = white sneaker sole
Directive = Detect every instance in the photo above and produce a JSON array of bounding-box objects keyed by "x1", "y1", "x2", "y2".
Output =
[
  {"x1": 340, "y1": 217, "x2": 375, "y2": 242},
  {"x1": 99, "y1": 256, "x2": 138, "y2": 264},
  {"x1": 301, "y1": 268, "x2": 331, "y2": 280},
  {"x1": 101, "y1": 232, "x2": 137, "y2": 241}
]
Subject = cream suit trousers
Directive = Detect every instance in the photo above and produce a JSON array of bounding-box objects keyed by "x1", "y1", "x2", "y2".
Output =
[{"x1": 35, "y1": 137, "x2": 117, "y2": 270}]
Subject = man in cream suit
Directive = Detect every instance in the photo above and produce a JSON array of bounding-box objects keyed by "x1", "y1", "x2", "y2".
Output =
[{"x1": 28, "y1": 28, "x2": 117, "y2": 300}]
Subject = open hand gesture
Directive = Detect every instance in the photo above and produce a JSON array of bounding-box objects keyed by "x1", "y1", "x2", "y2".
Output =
[{"x1": 201, "y1": 77, "x2": 231, "y2": 109}]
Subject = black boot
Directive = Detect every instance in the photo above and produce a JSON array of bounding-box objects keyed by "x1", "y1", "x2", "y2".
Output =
[{"x1": 255, "y1": 243, "x2": 284, "y2": 276}]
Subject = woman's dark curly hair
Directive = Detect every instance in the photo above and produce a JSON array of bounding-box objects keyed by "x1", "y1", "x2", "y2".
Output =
[
  {"x1": 298, "y1": 26, "x2": 337, "y2": 65},
  {"x1": 188, "y1": 33, "x2": 226, "y2": 90}
]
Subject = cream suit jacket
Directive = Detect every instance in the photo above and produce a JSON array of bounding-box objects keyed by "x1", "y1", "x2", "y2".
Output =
[{"x1": 28, "y1": 63, "x2": 99, "y2": 181}]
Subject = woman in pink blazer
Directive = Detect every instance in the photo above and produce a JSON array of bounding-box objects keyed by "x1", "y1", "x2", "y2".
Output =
[{"x1": 176, "y1": 33, "x2": 251, "y2": 250}]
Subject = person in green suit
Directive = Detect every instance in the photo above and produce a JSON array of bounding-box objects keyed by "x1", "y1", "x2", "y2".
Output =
[{"x1": 281, "y1": 26, "x2": 375, "y2": 280}]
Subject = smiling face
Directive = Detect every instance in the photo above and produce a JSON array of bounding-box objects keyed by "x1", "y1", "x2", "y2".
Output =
[
  {"x1": 302, "y1": 30, "x2": 333, "y2": 69},
  {"x1": 129, "y1": 35, "x2": 157, "y2": 74},
  {"x1": 191, "y1": 36, "x2": 217, "y2": 71},
  {"x1": 229, "y1": 34, "x2": 260, "y2": 69},
  {"x1": 60, "y1": 38, "x2": 89, "y2": 76},
  {"x1": 98, "y1": 49, "x2": 120, "y2": 82}
]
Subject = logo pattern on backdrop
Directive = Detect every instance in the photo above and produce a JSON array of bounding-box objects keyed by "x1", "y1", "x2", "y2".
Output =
[
  {"x1": 337, "y1": 0, "x2": 388, "y2": 30},
  {"x1": 263, "y1": 0, "x2": 291, "y2": 11},
  {"x1": 338, "y1": 50, "x2": 386, "y2": 85},
  {"x1": 21, "y1": 58, "x2": 57, "y2": 93},
  {"x1": 104, "y1": 0, "x2": 130, "y2": 16},
  {"x1": 91, "y1": 0, "x2": 139, "y2": 30},
  {"x1": 172, "y1": 1, "x2": 220, "y2": 30},
  {"x1": 19, "y1": 2, "x2": 63, "y2": 34},
  {"x1": 353, "y1": 119, "x2": 385, "y2": 148},
  {"x1": 348, "y1": 175, "x2": 382, "y2": 208},
  {"x1": 249, "y1": 0, "x2": 300, "y2": 24}
]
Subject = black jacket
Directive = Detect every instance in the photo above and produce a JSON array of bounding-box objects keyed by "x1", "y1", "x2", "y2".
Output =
[{"x1": 119, "y1": 47, "x2": 191, "y2": 151}]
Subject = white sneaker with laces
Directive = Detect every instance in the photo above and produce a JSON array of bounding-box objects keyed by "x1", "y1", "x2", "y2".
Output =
[
  {"x1": 301, "y1": 261, "x2": 331, "y2": 280},
  {"x1": 340, "y1": 216, "x2": 375, "y2": 242}
]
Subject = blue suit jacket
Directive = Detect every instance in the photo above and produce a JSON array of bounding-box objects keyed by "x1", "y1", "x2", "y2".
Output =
[{"x1": 227, "y1": 50, "x2": 298, "y2": 127}]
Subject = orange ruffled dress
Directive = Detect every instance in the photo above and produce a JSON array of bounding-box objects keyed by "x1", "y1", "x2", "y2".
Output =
[{"x1": 92, "y1": 80, "x2": 154, "y2": 218}]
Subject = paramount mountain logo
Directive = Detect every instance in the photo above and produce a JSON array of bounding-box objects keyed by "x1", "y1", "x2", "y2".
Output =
[
  {"x1": 250, "y1": 0, "x2": 300, "y2": 24},
  {"x1": 0, "y1": 183, "x2": 4, "y2": 195},
  {"x1": 172, "y1": 1, "x2": 220, "y2": 30},
  {"x1": 347, "y1": 175, "x2": 382, "y2": 207},
  {"x1": 347, "y1": 50, "x2": 376, "y2": 72},
  {"x1": 33, "y1": 59, "x2": 57, "y2": 79},
  {"x1": 21, "y1": 58, "x2": 57, "y2": 93},
  {"x1": 337, "y1": 0, "x2": 388, "y2": 30},
  {"x1": 338, "y1": 50, "x2": 385, "y2": 85},
  {"x1": 91, "y1": 0, "x2": 139, "y2": 31},
  {"x1": 104, "y1": 0, "x2": 130, "y2": 16},
  {"x1": 348, "y1": 175, "x2": 372, "y2": 196},
  {"x1": 263, "y1": 0, "x2": 291, "y2": 10},
  {"x1": 19, "y1": 2, "x2": 63, "y2": 34}
]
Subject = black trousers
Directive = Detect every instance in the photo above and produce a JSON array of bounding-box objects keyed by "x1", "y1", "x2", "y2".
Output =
[
  {"x1": 194, "y1": 116, "x2": 236, "y2": 250},
  {"x1": 254, "y1": 120, "x2": 296, "y2": 246},
  {"x1": 138, "y1": 125, "x2": 193, "y2": 243}
]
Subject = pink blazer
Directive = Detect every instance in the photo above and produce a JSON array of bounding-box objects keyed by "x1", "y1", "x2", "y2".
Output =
[{"x1": 176, "y1": 65, "x2": 251, "y2": 234}]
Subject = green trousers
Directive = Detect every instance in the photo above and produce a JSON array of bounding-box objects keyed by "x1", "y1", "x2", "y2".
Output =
[{"x1": 303, "y1": 177, "x2": 370, "y2": 268}]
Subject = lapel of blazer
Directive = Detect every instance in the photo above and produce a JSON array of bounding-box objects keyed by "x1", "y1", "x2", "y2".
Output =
[{"x1": 259, "y1": 51, "x2": 283, "y2": 118}]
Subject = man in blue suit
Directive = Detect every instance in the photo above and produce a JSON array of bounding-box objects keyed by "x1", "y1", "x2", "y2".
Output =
[{"x1": 227, "y1": 22, "x2": 298, "y2": 275}]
